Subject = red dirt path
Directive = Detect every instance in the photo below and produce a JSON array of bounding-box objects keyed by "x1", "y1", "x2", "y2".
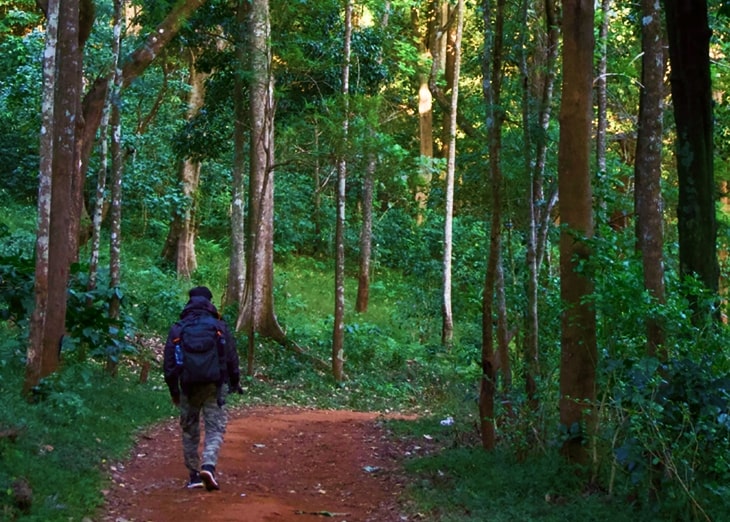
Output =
[{"x1": 101, "y1": 406, "x2": 416, "y2": 522}]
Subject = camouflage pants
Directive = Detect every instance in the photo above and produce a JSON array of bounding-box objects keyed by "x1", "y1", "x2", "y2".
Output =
[{"x1": 179, "y1": 383, "x2": 228, "y2": 472}]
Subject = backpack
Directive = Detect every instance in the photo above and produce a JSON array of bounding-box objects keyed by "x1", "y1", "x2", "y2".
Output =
[{"x1": 173, "y1": 315, "x2": 225, "y2": 385}]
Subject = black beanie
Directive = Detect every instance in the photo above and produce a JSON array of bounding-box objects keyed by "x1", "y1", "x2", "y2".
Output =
[{"x1": 189, "y1": 286, "x2": 213, "y2": 301}]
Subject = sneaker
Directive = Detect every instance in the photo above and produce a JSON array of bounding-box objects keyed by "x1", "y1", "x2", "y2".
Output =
[
  {"x1": 200, "y1": 464, "x2": 220, "y2": 491},
  {"x1": 186, "y1": 471, "x2": 204, "y2": 489}
]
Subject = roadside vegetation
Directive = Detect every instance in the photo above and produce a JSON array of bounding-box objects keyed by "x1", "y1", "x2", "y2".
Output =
[{"x1": 2, "y1": 192, "x2": 729, "y2": 521}]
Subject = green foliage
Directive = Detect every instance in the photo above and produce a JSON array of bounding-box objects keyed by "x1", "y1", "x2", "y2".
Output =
[
  {"x1": 605, "y1": 354, "x2": 730, "y2": 520},
  {"x1": 63, "y1": 267, "x2": 140, "y2": 365},
  {"x1": 0, "y1": 333, "x2": 170, "y2": 521},
  {"x1": 0, "y1": 225, "x2": 35, "y2": 326},
  {"x1": 0, "y1": 28, "x2": 42, "y2": 200},
  {"x1": 398, "y1": 439, "x2": 647, "y2": 521}
]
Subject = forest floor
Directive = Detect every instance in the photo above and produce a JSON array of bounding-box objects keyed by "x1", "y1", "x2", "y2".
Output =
[{"x1": 101, "y1": 406, "x2": 424, "y2": 522}]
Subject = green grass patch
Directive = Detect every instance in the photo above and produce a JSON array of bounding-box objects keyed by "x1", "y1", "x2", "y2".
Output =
[
  {"x1": 0, "y1": 329, "x2": 173, "y2": 521},
  {"x1": 403, "y1": 448, "x2": 643, "y2": 522}
]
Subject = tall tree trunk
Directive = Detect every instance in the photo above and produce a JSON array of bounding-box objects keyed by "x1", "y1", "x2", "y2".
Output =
[
  {"x1": 356, "y1": 145, "x2": 376, "y2": 313},
  {"x1": 635, "y1": 0, "x2": 666, "y2": 356},
  {"x1": 332, "y1": 0, "x2": 352, "y2": 382},
  {"x1": 558, "y1": 0, "x2": 597, "y2": 466},
  {"x1": 108, "y1": 0, "x2": 124, "y2": 324},
  {"x1": 411, "y1": 5, "x2": 435, "y2": 224},
  {"x1": 662, "y1": 0, "x2": 718, "y2": 321},
  {"x1": 26, "y1": 0, "x2": 83, "y2": 394},
  {"x1": 441, "y1": 0, "x2": 462, "y2": 347},
  {"x1": 161, "y1": 50, "x2": 209, "y2": 277},
  {"x1": 521, "y1": 0, "x2": 560, "y2": 407},
  {"x1": 479, "y1": 0, "x2": 504, "y2": 450},
  {"x1": 595, "y1": 0, "x2": 611, "y2": 175},
  {"x1": 225, "y1": 0, "x2": 250, "y2": 309},
  {"x1": 87, "y1": 85, "x2": 112, "y2": 296},
  {"x1": 237, "y1": 0, "x2": 285, "y2": 375},
  {"x1": 25, "y1": 0, "x2": 60, "y2": 396}
]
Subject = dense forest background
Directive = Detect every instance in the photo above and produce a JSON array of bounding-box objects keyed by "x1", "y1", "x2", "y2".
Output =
[{"x1": 2, "y1": 0, "x2": 730, "y2": 520}]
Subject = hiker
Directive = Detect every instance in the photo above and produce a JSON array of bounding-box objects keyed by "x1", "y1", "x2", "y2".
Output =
[{"x1": 163, "y1": 286, "x2": 242, "y2": 491}]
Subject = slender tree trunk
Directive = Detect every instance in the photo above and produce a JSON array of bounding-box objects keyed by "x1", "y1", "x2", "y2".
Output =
[
  {"x1": 356, "y1": 146, "x2": 376, "y2": 313},
  {"x1": 108, "y1": 0, "x2": 124, "y2": 324},
  {"x1": 558, "y1": 0, "x2": 597, "y2": 466},
  {"x1": 635, "y1": 0, "x2": 666, "y2": 356},
  {"x1": 596, "y1": 0, "x2": 611, "y2": 175},
  {"x1": 332, "y1": 0, "x2": 352, "y2": 382},
  {"x1": 237, "y1": 0, "x2": 285, "y2": 375},
  {"x1": 479, "y1": 0, "x2": 504, "y2": 450},
  {"x1": 87, "y1": 88, "x2": 112, "y2": 296},
  {"x1": 662, "y1": 0, "x2": 718, "y2": 321},
  {"x1": 225, "y1": 0, "x2": 250, "y2": 309},
  {"x1": 441, "y1": 0, "x2": 463, "y2": 347},
  {"x1": 521, "y1": 0, "x2": 559, "y2": 407}
]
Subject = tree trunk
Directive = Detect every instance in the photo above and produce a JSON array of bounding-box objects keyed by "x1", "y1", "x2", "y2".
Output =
[
  {"x1": 557, "y1": 0, "x2": 597, "y2": 466},
  {"x1": 662, "y1": 0, "x2": 718, "y2": 321},
  {"x1": 236, "y1": 0, "x2": 285, "y2": 375},
  {"x1": 332, "y1": 0, "x2": 352, "y2": 382},
  {"x1": 161, "y1": 50, "x2": 208, "y2": 278},
  {"x1": 441, "y1": 0, "x2": 462, "y2": 347},
  {"x1": 479, "y1": 0, "x2": 504, "y2": 450},
  {"x1": 595, "y1": 0, "x2": 611, "y2": 175},
  {"x1": 521, "y1": 0, "x2": 559, "y2": 407},
  {"x1": 24, "y1": 0, "x2": 59, "y2": 396},
  {"x1": 30, "y1": 0, "x2": 83, "y2": 391},
  {"x1": 635, "y1": 0, "x2": 666, "y2": 356},
  {"x1": 411, "y1": 5, "x2": 435, "y2": 224},
  {"x1": 87, "y1": 81, "x2": 112, "y2": 296},
  {"x1": 108, "y1": 0, "x2": 125, "y2": 325},
  {"x1": 356, "y1": 146, "x2": 376, "y2": 313},
  {"x1": 224, "y1": 0, "x2": 250, "y2": 309}
]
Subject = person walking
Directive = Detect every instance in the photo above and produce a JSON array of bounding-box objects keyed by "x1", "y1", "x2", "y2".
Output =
[{"x1": 163, "y1": 286, "x2": 242, "y2": 491}]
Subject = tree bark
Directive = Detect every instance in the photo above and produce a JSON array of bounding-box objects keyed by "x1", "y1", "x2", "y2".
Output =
[
  {"x1": 224, "y1": 0, "x2": 250, "y2": 309},
  {"x1": 662, "y1": 0, "x2": 718, "y2": 321},
  {"x1": 25, "y1": 0, "x2": 84, "y2": 394},
  {"x1": 595, "y1": 0, "x2": 611, "y2": 175},
  {"x1": 25, "y1": 0, "x2": 59, "y2": 396},
  {"x1": 557, "y1": 0, "x2": 597, "y2": 465},
  {"x1": 521, "y1": 0, "x2": 559, "y2": 407},
  {"x1": 635, "y1": 0, "x2": 666, "y2": 356},
  {"x1": 356, "y1": 146, "x2": 376, "y2": 313},
  {"x1": 479, "y1": 0, "x2": 504, "y2": 450},
  {"x1": 441, "y1": 0, "x2": 462, "y2": 347},
  {"x1": 411, "y1": 5, "x2": 435, "y2": 223},
  {"x1": 236, "y1": 0, "x2": 285, "y2": 375},
  {"x1": 332, "y1": 0, "x2": 352, "y2": 382}
]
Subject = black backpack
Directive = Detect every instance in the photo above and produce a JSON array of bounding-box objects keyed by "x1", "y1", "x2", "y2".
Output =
[{"x1": 173, "y1": 315, "x2": 225, "y2": 385}]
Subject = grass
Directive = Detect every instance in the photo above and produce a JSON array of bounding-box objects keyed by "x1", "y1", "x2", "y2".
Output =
[{"x1": 0, "y1": 328, "x2": 173, "y2": 521}]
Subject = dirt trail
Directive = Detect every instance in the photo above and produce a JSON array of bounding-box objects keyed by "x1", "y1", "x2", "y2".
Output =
[{"x1": 101, "y1": 406, "x2": 415, "y2": 522}]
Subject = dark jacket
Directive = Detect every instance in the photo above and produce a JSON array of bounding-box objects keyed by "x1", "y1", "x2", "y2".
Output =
[{"x1": 163, "y1": 296, "x2": 240, "y2": 399}]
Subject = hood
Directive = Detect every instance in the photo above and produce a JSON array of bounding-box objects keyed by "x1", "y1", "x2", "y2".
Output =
[{"x1": 180, "y1": 295, "x2": 219, "y2": 320}]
